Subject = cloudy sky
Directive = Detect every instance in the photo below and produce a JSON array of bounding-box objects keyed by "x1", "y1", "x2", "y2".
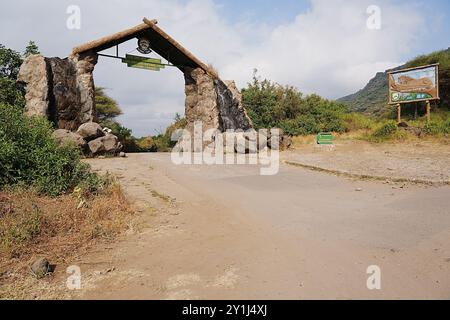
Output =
[{"x1": 1, "y1": 0, "x2": 449, "y2": 136}]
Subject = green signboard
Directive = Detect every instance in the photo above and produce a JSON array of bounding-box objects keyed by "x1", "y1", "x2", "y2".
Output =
[
  {"x1": 122, "y1": 54, "x2": 165, "y2": 71},
  {"x1": 316, "y1": 133, "x2": 334, "y2": 145}
]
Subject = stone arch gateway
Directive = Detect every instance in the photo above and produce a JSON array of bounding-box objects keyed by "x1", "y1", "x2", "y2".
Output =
[{"x1": 18, "y1": 17, "x2": 253, "y2": 136}]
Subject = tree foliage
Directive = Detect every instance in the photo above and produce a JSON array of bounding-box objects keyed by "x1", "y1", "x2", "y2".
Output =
[
  {"x1": 242, "y1": 70, "x2": 348, "y2": 135},
  {"x1": 0, "y1": 44, "x2": 25, "y2": 106},
  {"x1": 0, "y1": 44, "x2": 23, "y2": 79},
  {"x1": 23, "y1": 41, "x2": 40, "y2": 58},
  {"x1": 95, "y1": 87, "x2": 123, "y2": 123}
]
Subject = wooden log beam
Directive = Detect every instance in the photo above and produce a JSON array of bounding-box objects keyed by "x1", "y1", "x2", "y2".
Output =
[{"x1": 72, "y1": 19, "x2": 158, "y2": 55}]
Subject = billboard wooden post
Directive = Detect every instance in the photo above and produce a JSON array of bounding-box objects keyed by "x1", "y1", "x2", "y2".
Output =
[
  {"x1": 397, "y1": 104, "x2": 401, "y2": 124},
  {"x1": 426, "y1": 100, "x2": 431, "y2": 123}
]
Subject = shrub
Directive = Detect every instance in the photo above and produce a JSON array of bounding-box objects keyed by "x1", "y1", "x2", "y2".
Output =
[
  {"x1": 371, "y1": 121, "x2": 398, "y2": 140},
  {"x1": 0, "y1": 103, "x2": 102, "y2": 196},
  {"x1": 445, "y1": 118, "x2": 450, "y2": 134},
  {"x1": 242, "y1": 71, "x2": 348, "y2": 135},
  {"x1": 423, "y1": 120, "x2": 449, "y2": 135}
]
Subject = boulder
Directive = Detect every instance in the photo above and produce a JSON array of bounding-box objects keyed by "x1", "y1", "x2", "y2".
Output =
[
  {"x1": 77, "y1": 122, "x2": 104, "y2": 141},
  {"x1": 88, "y1": 138, "x2": 106, "y2": 155},
  {"x1": 102, "y1": 134, "x2": 121, "y2": 153},
  {"x1": 52, "y1": 129, "x2": 87, "y2": 151},
  {"x1": 88, "y1": 133, "x2": 122, "y2": 156}
]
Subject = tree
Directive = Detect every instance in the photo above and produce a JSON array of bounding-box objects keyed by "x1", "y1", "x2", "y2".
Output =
[
  {"x1": 95, "y1": 87, "x2": 123, "y2": 123},
  {"x1": 0, "y1": 44, "x2": 23, "y2": 79},
  {"x1": 0, "y1": 44, "x2": 24, "y2": 106},
  {"x1": 23, "y1": 40, "x2": 40, "y2": 57}
]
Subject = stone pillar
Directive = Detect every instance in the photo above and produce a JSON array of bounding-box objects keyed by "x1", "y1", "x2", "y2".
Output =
[
  {"x1": 18, "y1": 53, "x2": 98, "y2": 131},
  {"x1": 71, "y1": 51, "x2": 98, "y2": 125},
  {"x1": 17, "y1": 55, "x2": 50, "y2": 118},
  {"x1": 183, "y1": 67, "x2": 253, "y2": 133},
  {"x1": 47, "y1": 57, "x2": 80, "y2": 130},
  {"x1": 184, "y1": 67, "x2": 222, "y2": 133}
]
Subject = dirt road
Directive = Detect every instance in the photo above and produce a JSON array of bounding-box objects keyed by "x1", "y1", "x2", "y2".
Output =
[{"x1": 74, "y1": 153, "x2": 450, "y2": 299}]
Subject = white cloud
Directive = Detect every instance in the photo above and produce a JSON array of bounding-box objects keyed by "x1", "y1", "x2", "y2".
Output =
[{"x1": 0, "y1": 0, "x2": 427, "y2": 136}]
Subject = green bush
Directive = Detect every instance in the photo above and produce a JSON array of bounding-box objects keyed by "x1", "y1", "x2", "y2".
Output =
[
  {"x1": 423, "y1": 119, "x2": 450, "y2": 135},
  {"x1": 371, "y1": 121, "x2": 398, "y2": 140},
  {"x1": 446, "y1": 118, "x2": 450, "y2": 133},
  {"x1": 0, "y1": 103, "x2": 102, "y2": 196},
  {"x1": 242, "y1": 71, "x2": 348, "y2": 135},
  {"x1": 423, "y1": 121, "x2": 441, "y2": 135}
]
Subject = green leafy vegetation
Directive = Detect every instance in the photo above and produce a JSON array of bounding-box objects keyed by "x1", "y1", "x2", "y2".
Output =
[
  {"x1": 0, "y1": 103, "x2": 108, "y2": 197},
  {"x1": 0, "y1": 44, "x2": 25, "y2": 106},
  {"x1": 95, "y1": 87, "x2": 123, "y2": 123},
  {"x1": 405, "y1": 48, "x2": 450, "y2": 69},
  {"x1": 371, "y1": 121, "x2": 399, "y2": 139},
  {"x1": 242, "y1": 70, "x2": 348, "y2": 135},
  {"x1": 23, "y1": 41, "x2": 40, "y2": 58}
]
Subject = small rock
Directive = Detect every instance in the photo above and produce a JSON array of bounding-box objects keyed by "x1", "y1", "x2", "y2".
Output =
[
  {"x1": 31, "y1": 258, "x2": 50, "y2": 278},
  {"x1": 119, "y1": 152, "x2": 127, "y2": 158},
  {"x1": 355, "y1": 188, "x2": 363, "y2": 192}
]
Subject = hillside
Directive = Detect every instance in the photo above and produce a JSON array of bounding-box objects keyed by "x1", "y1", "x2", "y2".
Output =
[{"x1": 338, "y1": 47, "x2": 450, "y2": 116}]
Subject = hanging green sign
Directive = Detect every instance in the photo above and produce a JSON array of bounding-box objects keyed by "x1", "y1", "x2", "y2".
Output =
[{"x1": 122, "y1": 54, "x2": 165, "y2": 71}]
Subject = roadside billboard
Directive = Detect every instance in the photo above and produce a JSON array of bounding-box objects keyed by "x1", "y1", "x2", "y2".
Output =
[{"x1": 388, "y1": 64, "x2": 439, "y2": 104}]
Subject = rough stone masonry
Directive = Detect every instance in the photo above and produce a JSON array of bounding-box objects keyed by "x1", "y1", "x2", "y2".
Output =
[
  {"x1": 18, "y1": 52, "x2": 253, "y2": 139},
  {"x1": 18, "y1": 52, "x2": 98, "y2": 131}
]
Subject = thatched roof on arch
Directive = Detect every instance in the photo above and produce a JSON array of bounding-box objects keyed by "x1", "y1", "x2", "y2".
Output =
[{"x1": 72, "y1": 17, "x2": 217, "y2": 78}]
